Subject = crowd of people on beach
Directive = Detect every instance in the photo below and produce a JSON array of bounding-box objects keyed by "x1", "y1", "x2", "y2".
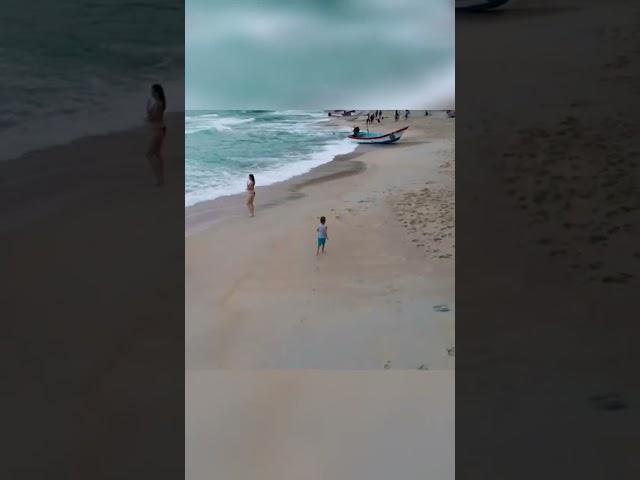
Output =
[
  {"x1": 361, "y1": 109, "x2": 418, "y2": 127},
  {"x1": 392, "y1": 109, "x2": 410, "y2": 121},
  {"x1": 366, "y1": 110, "x2": 385, "y2": 128},
  {"x1": 365, "y1": 110, "x2": 413, "y2": 124},
  {"x1": 364, "y1": 109, "x2": 414, "y2": 127},
  {"x1": 332, "y1": 109, "x2": 450, "y2": 128}
]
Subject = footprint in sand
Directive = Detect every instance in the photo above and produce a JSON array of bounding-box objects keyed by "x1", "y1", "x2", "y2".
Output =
[{"x1": 384, "y1": 361, "x2": 391, "y2": 370}]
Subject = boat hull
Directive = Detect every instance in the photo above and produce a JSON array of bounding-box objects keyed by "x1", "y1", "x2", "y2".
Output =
[{"x1": 348, "y1": 126, "x2": 409, "y2": 144}]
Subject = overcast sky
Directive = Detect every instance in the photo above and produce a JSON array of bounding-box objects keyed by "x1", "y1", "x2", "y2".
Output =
[{"x1": 186, "y1": 0, "x2": 454, "y2": 109}]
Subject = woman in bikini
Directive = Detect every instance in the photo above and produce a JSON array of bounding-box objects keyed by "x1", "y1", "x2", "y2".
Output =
[
  {"x1": 246, "y1": 173, "x2": 256, "y2": 217},
  {"x1": 146, "y1": 84, "x2": 167, "y2": 185}
]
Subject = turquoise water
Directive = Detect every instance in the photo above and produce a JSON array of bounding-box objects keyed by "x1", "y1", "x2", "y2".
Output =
[
  {"x1": 186, "y1": 0, "x2": 454, "y2": 109},
  {"x1": 0, "y1": 0, "x2": 183, "y2": 161},
  {"x1": 185, "y1": 111, "x2": 357, "y2": 206}
]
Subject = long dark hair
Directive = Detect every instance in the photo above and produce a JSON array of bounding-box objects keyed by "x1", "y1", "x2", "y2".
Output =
[
  {"x1": 249, "y1": 174, "x2": 255, "y2": 184},
  {"x1": 151, "y1": 84, "x2": 166, "y2": 112}
]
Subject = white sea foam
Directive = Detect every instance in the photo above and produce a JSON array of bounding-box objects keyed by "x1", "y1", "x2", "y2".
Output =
[
  {"x1": 185, "y1": 116, "x2": 255, "y2": 134},
  {"x1": 185, "y1": 135, "x2": 357, "y2": 207}
]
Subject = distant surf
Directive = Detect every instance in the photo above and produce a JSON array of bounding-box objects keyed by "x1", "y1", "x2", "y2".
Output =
[
  {"x1": 185, "y1": 110, "x2": 356, "y2": 207},
  {"x1": 0, "y1": 0, "x2": 183, "y2": 162}
]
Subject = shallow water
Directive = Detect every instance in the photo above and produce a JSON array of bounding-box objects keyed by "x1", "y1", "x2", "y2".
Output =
[{"x1": 185, "y1": 110, "x2": 357, "y2": 206}]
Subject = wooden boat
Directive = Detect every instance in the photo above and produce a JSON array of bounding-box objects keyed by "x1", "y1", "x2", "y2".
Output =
[{"x1": 348, "y1": 126, "x2": 409, "y2": 144}]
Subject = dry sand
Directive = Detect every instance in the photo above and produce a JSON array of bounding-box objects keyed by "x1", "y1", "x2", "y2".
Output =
[
  {"x1": 186, "y1": 370, "x2": 454, "y2": 480},
  {"x1": 185, "y1": 112, "x2": 455, "y2": 369}
]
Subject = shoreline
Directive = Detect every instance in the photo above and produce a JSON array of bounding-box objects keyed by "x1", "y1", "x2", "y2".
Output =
[
  {"x1": 185, "y1": 110, "x2": 441, "y2": 236},
  {"x1": 184, "y1": 110, "x2": 356, "y2": 210},
  {"x1": 185, "y1": 148, "x2": 368, "y2": 236}
]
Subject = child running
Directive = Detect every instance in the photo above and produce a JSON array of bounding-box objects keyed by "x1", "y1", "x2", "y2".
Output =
[{"x1": 316, "y1": 216, "x2": 328, "y2": 256}]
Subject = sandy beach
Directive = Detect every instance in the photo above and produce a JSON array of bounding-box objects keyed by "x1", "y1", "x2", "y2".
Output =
[
  {"x1": 185, "y1": 112, "x2": 455, "y2": 369},
  {"x1": 186, "y1": 370, "x2": 454, "y2": 480},
  {"x1": 2, "y1": 113, "x2": 185, "y2": 477}
]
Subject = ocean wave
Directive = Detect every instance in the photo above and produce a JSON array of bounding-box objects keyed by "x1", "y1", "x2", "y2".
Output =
[
  {"x1": 271, "y1": 110, "x2": 324, "y2": 117},
  {"x1": 185, "y1": 116, "x2": 255, "y2": 135},
  {"x1": 185, "y1": 137, "x2": 357, "y2": 207}
]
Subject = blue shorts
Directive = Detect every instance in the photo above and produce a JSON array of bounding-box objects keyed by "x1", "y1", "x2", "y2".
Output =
[{"x1": 317, "y1": 237, "x2": 326, "y2": 247}]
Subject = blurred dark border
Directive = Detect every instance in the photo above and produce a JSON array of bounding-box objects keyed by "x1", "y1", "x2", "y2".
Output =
[
  {"x1": 3, "y1": 0, "x2": 639, "y2": 478},
  {"x1": 1, "y1": 3, "x2": 185, "y2": 478},
  {"x1": 456, "y1": 1, "x2": 639, "y2": 478}
]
